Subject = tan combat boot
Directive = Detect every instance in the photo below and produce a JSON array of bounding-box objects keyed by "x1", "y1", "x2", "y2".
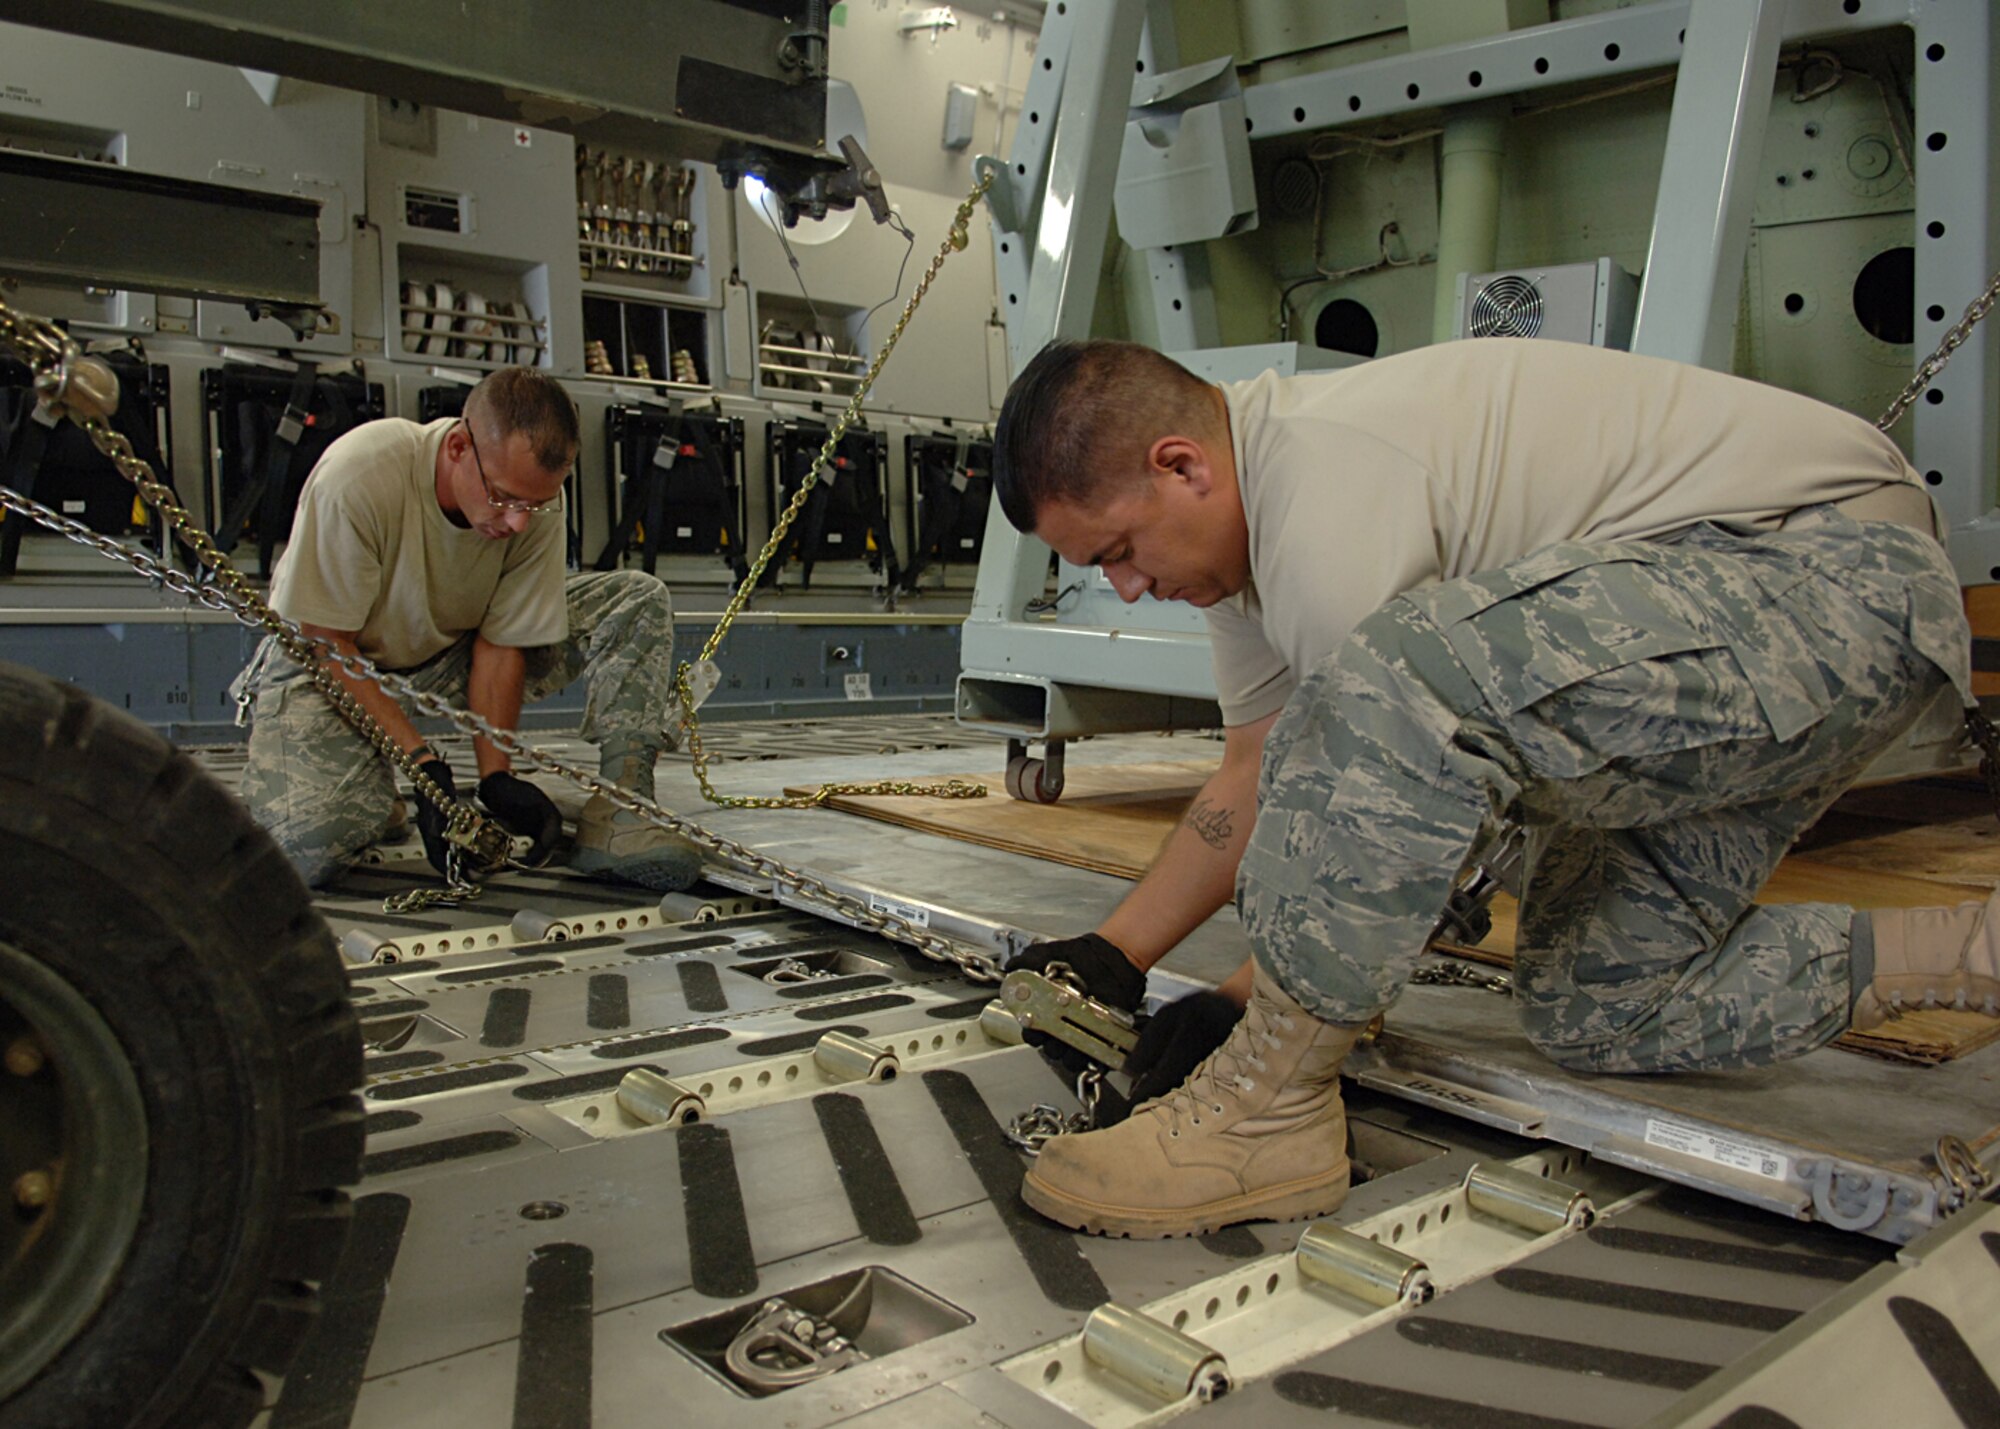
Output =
[
  {"x1": 1021, "y1": 962, "x2": 1364, "y2": 1238},
  {"x1": 1853, "y1": 892, "x2": 2000, "y2": 1029},
  {"x1": 569, "y1": 792, "x2": 704, "y2": 892}
]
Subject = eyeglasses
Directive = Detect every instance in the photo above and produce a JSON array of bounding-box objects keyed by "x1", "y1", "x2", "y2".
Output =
[{"x1": 462, "y1": 420, "x2": 561, "y2": 516}]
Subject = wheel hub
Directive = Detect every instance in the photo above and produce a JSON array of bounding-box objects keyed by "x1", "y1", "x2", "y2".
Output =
[{"x1": 0, "y1": 940, "x2": 149, "y2": 1401}]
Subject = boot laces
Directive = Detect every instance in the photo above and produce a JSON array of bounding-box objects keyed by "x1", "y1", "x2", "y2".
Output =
[{"x1": 1161, "y1": 992, "x2": 1289, "y2": 1137}]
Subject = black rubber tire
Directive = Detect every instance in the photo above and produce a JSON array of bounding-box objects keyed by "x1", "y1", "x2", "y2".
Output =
[{"x1": 0, "y1": 661, "x2": 365, "y2": 1429}]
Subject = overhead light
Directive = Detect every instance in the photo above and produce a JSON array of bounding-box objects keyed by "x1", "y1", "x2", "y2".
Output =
[{"x1": 899, "y1": 6, "x2": 959, "y2": 41}]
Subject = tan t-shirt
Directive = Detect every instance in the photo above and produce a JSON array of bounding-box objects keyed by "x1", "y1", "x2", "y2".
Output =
[
  {"x1": 268, "y1": 417, "x2": 568, "y2": 670},
  {"x1": 1205, "y1": 338, "x2": 1923, "y2": 725}
]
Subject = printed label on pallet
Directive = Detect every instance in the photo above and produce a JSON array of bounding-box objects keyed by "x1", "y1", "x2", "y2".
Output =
[
  {"x1": 867, "y1": 894, "x2": 929, "y2": 927},
  {"x1": 1644, "y1": 1118, "x2": 1790, "y2": 1182}
]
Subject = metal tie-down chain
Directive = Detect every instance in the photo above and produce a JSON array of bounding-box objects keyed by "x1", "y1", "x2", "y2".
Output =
[
  {"x1": 1410, "y1": 960, "x2": 1515, "y2": 996},
  {"x1": 0, "y1": 303, "x2": 509, "y2": 907},
  {"x1": 1875, "y1": 266, "x2": 2000, "y2": 435},
  {"x1": 3, "y1": 211, "x2": 1995, "y2": 992},
  {"x1": 1874, "y1": 264, "x2": 2000, "y2": 822},
  {"x1": 1933, "y1": 1133, "x2": 1992, "y2": 1212},
  {"x1": 1005, "y1": 1066, "x2": 1106, "y2": 1156},
  {"x1": 674, "y1": 179, "x2": 994, "y2": 812},
  {"x1": 0, "y1": 172, "x2": 1007, "y2": 981}
]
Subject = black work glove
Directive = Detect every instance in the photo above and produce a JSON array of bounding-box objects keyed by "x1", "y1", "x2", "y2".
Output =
[
  {"x1": 1121, "y1": 991, "x2": 1243, "y2": 1114},
  {"x1": 1006, "y1": 933, "x2": 1146, "y2": 1081},
  {"x1": 1008, "y1": 933, "x2": 1146, "y2": 1013},
  {"x1": 412, "y1": 757, "x2": 460, "y2": 876},
  {"x1": 478, "y1": 771, "x2": 563, "y2": 866}
]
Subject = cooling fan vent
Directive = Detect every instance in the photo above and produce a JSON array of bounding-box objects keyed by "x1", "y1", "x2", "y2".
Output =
[{"x1": 1467, "y1": 274, "x2": 1544, "y2": 339}]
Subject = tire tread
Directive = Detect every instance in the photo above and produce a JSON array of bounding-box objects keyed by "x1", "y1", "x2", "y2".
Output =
[{"x1": 0, "y1": 662, "x2": 364, "y2": 1429}]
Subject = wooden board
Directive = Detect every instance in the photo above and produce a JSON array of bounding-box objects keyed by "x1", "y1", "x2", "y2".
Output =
[
  {"x1": 790, "y1": 760, "x2": 1216, "y2": 878},
  {"x1": 810, "y1": 760, "x2": 1999, "y2": 1065},
  {"x1": 1965, "y1": 585, "x2": 2000, "y2": 698},
  {"x1": 1790, "y1": 777, "x2": 2000, "y2": 890}
]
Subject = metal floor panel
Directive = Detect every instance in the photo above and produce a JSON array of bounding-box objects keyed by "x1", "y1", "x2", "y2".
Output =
[
  {"x1": 352, "y1": 1074, "x2": 1039, "y2": 1383},
  {"x1": 268, "y1": 898, "x2": 1969, "y2": 1429},
  {"x1": 1345, "y1": 983, "x2": 2000, "y2": 1242},
  {"x1": 1195, "y1": 1187, "x2": 1894, "y2": 1429},
  {"x1": 622, "y1": 731, "x2": 2000, "y2": 1244},
  {"x1": 195, "y1": 719, "x2": 2000, "y2": 1424}
]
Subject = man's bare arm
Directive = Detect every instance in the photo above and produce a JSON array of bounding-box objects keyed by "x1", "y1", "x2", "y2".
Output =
[
  {"x1": 298, "y1": 623, "x2": 429, "y2": 759},
  {"x1": 466, "y1": 635, "x2": 526, "y2": 778},
  {"x1": 1095, "y1": 709, "x2": 1276, "y2": 999}
]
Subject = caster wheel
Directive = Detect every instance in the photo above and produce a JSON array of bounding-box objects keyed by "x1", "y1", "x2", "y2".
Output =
[{"x1": 1004, "y1": 754, "x2": 1064, "y2": 804}]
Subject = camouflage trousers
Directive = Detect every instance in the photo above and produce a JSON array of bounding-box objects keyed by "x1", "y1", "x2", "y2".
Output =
[
  {"x1": 238, "y1": 569, "x2": 678, "y2": 887},
  {"x1": 1240, "y1": 508, "x2": 1974, "y2": 1074}
]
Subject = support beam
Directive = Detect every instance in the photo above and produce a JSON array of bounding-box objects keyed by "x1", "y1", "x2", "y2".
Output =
[
  {"x1": 1013, "y1": 0, "x2": 1151, "y2": 367},
  {"x1": 1628, "y1": 0, "x2": 1787, "y2": 368},
  {"x1": 0, "y1": 0, "x2": 837, "y2": 186},
  {"x1": 1137, "y1": 246, "x2": 1220, "y2": 353},
  {"x1": 1914, "y1": 1, "x2": 2000, "y2": 583},
  {"x1": 0, "y1": 148, "x2": 320, "y2": 315},
  {"x1": 968, "y1": 0, "x2": 1150, "y2": 639},
  {"x1": 1240, "y1": 0, "x2": 1888, "y2": 138},
  {"x1": 1124, "y1": 10, "x2": 1227, "y2": 353}
]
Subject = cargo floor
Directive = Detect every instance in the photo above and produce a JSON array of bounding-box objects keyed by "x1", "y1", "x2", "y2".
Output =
[{"x1": 183, "y1": 718, "x2": 2000, "y2": 1427}]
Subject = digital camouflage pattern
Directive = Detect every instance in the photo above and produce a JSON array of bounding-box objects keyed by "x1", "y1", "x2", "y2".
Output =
[
  {"x1": 236, "y1": 568, "x2": 678, "y2": 887},
  {"x1": 1239, "y1": 508, "x2": 1974, "y2": 1073}
]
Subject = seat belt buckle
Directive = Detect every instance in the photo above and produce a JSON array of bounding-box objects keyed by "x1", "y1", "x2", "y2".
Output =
[{"x1": 998, "y1": 963, "x2": 1139, "y2": 1068}]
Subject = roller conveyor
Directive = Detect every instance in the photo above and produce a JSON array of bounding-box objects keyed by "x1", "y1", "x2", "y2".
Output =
[{"x1": 200, "y1": 724, "x2": 2000, "y2": 1427}]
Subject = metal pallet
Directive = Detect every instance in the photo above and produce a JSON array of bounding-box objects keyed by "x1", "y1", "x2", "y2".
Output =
[{"x1": 266, "y1": 854, "x2": 2000, "y2": 1427}]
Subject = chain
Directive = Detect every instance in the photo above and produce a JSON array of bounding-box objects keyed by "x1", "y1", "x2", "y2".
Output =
[
  {"x1": 1042, "y1": 959, "x2": 1086, "y2": 994},
  {"x1": 0, "y1": 211, "x2": 1009, "y2": 982},
  {"x1": 1005, "y1": 1066, "x2": 1105, "y2": 1155},
  {"x1": 1869, "y1": 265, "x2": 2000, "y2": 826},
  {"x1": 1877, "y1": 266, "x2": 2000, "y2": 433},
  {"x1": 382, "y1": 845, "x2": 485, "y2": 914},
  {"x1": 1933, "y1": 1133, "x2": 1990, "y2": 1212},
  {"x1": 1967, "y1": 702, "x2": 2000, "y2": 814},
  {"x1": 0, "y1": 471, "x2": 1005, "y2": 978},
  {"x1": 1411, "y1": 957, "x2": 1514, "y2": 996},
  {"x1": 762, "y1": 956, "x2": 840, "y2": 986},
  {"x1": 0, "y1": 306, "x2": 507, "y2": 886},
  {"x1": 22, "y1": 207, "x2": 1974, "y2": 981},
  {"x1": 673, "y1": 175, "x2": 994, "y2": 811}
]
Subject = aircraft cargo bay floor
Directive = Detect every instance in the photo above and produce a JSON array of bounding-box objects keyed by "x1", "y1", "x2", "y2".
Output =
[{"x1": 180, "y1": 716, "x2": 2000, "y2": 1427}]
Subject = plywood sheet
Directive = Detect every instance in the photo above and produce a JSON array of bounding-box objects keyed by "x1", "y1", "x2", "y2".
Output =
[
  {"x1": 1790, "y1": 778, "x2": 2000, "y2": 890},
  {"x1": 811, "y1": 759, "x2": 1999, "y2": 1065},
  {"x1": 790, "y1": 760, "x2": 1216, "y2": 877}
]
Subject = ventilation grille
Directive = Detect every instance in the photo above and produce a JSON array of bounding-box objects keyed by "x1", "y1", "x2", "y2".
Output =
[
  {"x1": 1467, "y1": 274, "x2": 1544, "y2": 339},
  {"x1": 1270, "y1": 158, "x2": 1319, "y2": 218}
]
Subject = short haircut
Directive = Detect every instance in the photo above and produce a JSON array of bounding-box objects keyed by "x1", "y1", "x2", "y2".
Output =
[
  {"x1": 465, "y1": 367, "x2": 580, "y2": 474},
  {"x1": 992, "y1": 339, "x2": 1219, "y2": 533}
]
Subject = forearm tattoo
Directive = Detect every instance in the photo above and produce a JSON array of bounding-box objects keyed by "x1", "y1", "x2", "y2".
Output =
[{"x1": 1186, "y1": 797, "x2": 1235, "y2": 850}]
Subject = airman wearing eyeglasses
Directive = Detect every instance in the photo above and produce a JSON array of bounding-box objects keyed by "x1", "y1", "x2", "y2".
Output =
[{"x1": 234, "y1": 366, "x2": 703, "y2": 893}]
